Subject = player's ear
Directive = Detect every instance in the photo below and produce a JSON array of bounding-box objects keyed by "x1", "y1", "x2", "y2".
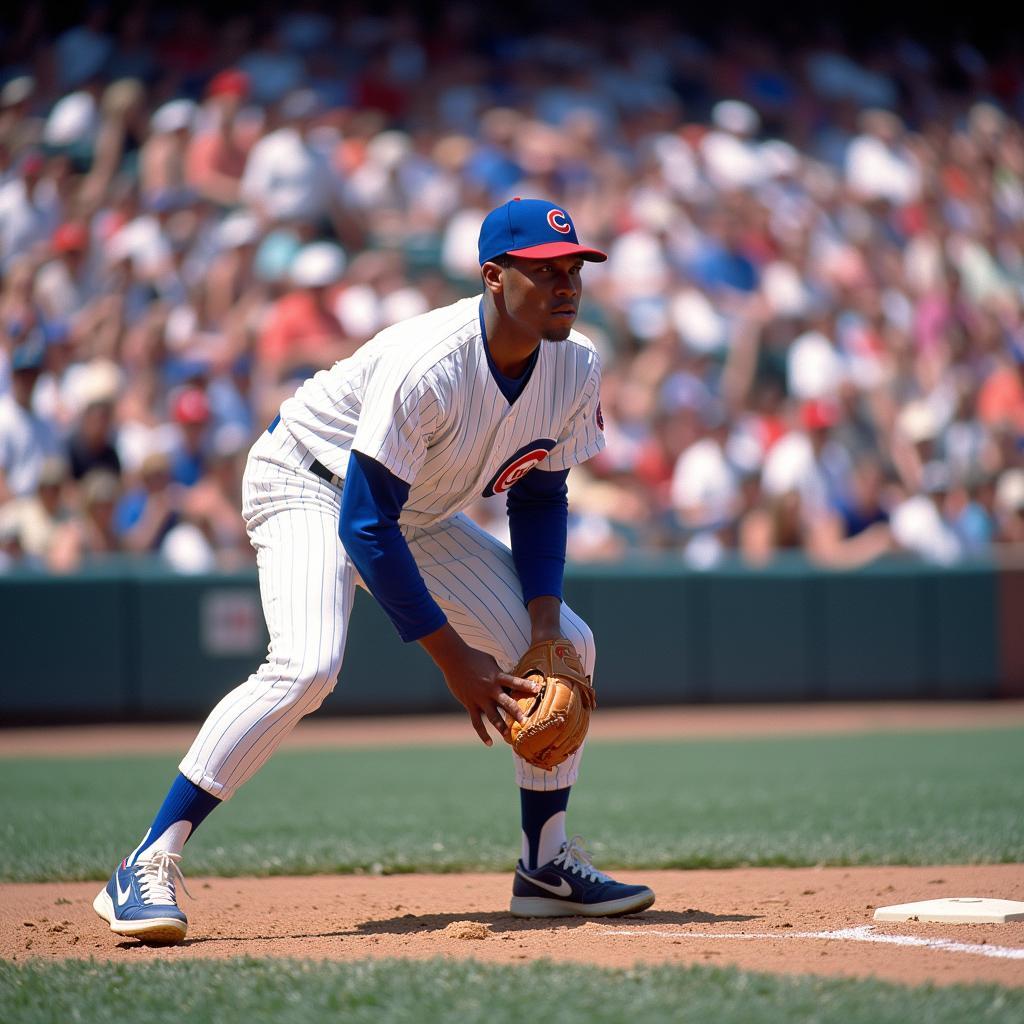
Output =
[{"x1": 481, "y1": 260, "x2": 504, "y2": 294}]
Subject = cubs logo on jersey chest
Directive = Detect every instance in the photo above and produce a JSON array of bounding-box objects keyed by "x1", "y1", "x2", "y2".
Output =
[{"x1": 483, "y1": 439, "x2": 557, "y2": 497}]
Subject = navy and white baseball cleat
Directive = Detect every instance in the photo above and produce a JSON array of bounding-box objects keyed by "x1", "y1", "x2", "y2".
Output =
[
  {"x1": 93, "y1": 849, "x2": 190, "y2": 943},
  {"x1": 510, "y1": 836, "x2": 655, "y2": 917}
]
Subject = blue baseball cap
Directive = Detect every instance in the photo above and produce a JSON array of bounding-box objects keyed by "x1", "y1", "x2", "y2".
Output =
[{"x1": 478, "y1": 197, "x2": 607, "y2": 266}]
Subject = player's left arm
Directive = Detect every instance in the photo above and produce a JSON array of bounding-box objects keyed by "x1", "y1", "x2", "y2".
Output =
[
  {"x1": 339, "y1": 450, "x2": 539, "y2": 745},
  {"x1": 508, "y1": 346, "x2": 605, "y2": 644},
  {"x1": 506, "y1": 467, "x2": 569, "y2": 644},
  {"x1": 338, "y1": 450, "x2": 448, "y2": 642}
]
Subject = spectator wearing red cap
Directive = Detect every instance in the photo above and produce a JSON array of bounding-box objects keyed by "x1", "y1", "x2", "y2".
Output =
[
  {"x1": 761, "y1": 399, "x2": 853, "y2": 518},
  {"x1": 185, "y1": 70, "x2": 252, "y2": 207},
  {"x1": 207, "y1": 71, "x2": 249, "y2": 101},
  {"x1": 0, "y1": 151, "x2": 59, "y2": 272},
  {"x1": 33, "y1": 221, "x2": 98, "y2": 325},
  {"x1": 978, "y1": 345, "x2": 1024, "y2": 437},
  {"x1": 181, "y1": 424, "x2": 252, "y2": 568},
  {"x1": 169, "y1": 386, "x2": 212, "y2": 487},
  {"x1": 0, "y1": 256, "x2": 45, "y2": 356}
]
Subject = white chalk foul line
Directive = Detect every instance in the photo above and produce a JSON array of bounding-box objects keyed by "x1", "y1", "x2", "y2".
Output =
[{"x1": 600, "y1": 924, "x2": 1024, "y2": 961}]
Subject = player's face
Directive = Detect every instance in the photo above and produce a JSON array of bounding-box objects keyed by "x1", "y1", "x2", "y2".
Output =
[{"x1": 499, "y1": 254, "x2": 585, "y2": 341}]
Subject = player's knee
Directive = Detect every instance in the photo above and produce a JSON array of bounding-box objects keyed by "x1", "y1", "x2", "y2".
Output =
[
  {"x1": 295, "y1": 658, "x2": 343, "y2": 711},
  {"x1": 261, "y1": 649, "x2": 343, "y2": 713},
  {"x1": 569, "y1": 620, "x2": 596, "y2": 677}
]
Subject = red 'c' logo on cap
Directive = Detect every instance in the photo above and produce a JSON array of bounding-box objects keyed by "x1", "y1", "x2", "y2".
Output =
[{"x1": 547, "y1": 209, "x2": 571, "y2": 234}]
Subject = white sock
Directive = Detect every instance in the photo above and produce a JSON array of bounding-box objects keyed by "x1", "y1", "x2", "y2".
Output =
[
  {"x1": 131, "y1": 821, "x2": 192, "y2": 863},
  {"x1": 521, "y1": 810, "x2": 567, "y2": 868}
]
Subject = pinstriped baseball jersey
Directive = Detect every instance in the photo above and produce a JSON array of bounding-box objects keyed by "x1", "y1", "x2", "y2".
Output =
[
  {"x1": 178, "y1": 424, "x2": 596, "y2": 801},
  {"x1": 279, "y1": 296, "x2": 604, "y2": 528}
]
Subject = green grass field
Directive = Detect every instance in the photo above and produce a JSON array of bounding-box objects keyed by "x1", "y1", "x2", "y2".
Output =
[
  {"x1": 1, "y1": 729, "x2": 1022, "y2": 882},
  {"x1": 2, "y1": 958, "x2": 1022, "y2": 1024},
  {"x1": 3, "y1": 726, "x2": 1023, "y2": 1023}
]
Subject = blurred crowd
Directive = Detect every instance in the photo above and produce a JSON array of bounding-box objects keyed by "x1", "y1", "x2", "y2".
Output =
[{"x1": 2, "y1": 5, "x2": 1024, "y2": 573}]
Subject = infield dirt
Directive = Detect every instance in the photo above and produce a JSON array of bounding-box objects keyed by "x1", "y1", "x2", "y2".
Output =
[
  {"x1": 3, "y1": 703, "x2": 1023, "y2": 989},
  {"x1": 3, "y1": 865, "x2": 1023, "y2": 988}
]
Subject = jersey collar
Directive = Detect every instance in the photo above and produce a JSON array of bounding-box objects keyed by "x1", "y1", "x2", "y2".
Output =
[{"x1": 478, "y1": 299, "x2": 540, "y2": 406}]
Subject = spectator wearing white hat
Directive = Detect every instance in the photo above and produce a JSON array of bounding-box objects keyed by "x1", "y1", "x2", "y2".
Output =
[
  {"x1": 67, "y1": 362, "x2": 122, "y2": 482},
  {"x1": 204, "y1": 211, "x2": 263, "y2": 327},
  {"x1": 890, "y1": 461, "x2": 962, "y2": 564},
  {"x1": 141, "y1": 99, "x2": 197, "y2": 196},
  {"x1": 669, "y1": 402, "x2": 740, "y2": 531},
  {"x1": 845, "y1": 109, "x2": 922, "y2": 206},
  {"x1": 0, "y1": 335, "x2": 64, "y2": 503},
  {"x1": 0, "y1": 76, "x2": 42, "y2": 162},
  {"x1": 104, "y1": 189, "x2": 179, "y2": 283},
  {"x1": 257, "y1": 241, "x2": 352, "y2": 384},
  {"x1": 240, "y1": 90, "x2": 360, "y2": 245},
  {"x1": 42, "y1": 85, "x2": 101, "y2": 170},
  {"x1": 700, "y1": 100, "x2": 766, "y2": 192},
  {"x1": 80, "y1": 79, "x2": 149, "y2": 211},
  {"x1": 0, "y1": 455, "x2": 72, "y2": 563},
  {"x1": 995, "y1": 469, "x2": 1024, "y2": 545}
]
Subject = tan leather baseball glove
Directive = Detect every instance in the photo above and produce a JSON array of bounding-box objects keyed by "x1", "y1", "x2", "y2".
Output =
[{"x1": 508, "y1": 638, "x2": 596, "y2": 771}]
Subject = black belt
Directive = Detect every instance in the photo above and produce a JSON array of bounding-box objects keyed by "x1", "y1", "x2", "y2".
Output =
[{"x1": 267, "y1": 414, "x2": 341, "y2": 487}]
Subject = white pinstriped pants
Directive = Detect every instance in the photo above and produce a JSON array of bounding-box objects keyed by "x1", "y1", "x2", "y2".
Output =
[{"x1": 178, "y1": 424, "x2": 594, "y2": 801}]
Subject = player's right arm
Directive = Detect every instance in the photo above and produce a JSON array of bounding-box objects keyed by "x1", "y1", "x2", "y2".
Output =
[{"x1": 338, "y1": 451, "x2": 538, "y2": 745}]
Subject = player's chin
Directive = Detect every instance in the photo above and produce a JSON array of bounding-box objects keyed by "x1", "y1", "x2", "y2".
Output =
[{"x1": 545, "y1": 315, "x2": 576, "y2": 341}]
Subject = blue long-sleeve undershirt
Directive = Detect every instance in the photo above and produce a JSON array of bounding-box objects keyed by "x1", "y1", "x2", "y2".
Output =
[
  {"x1": 339, "y1": 450, "x2": 447, "y2": 643},
  {"x1": 506, "y1": 467, "x2": 569, "y2": 604},
  {"x1": 338, "y1": 450, "x2": 569, "y2": 642}
]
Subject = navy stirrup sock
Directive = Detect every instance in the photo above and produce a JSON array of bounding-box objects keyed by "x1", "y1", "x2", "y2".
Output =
[
  {"x1": 130, "y1": 773, "x2": 221, "y2": 863},
  {"x1": 520, "y1": 786, "x2": 571, "y2": 869}
]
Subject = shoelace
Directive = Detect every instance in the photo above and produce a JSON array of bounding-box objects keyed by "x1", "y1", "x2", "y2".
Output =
[
  {"x1": 552, "y1": 836, "x2": 613, "y2": 884},
  {"x1": 135, "y1": 850, "x2": 192, "y2": 906}
]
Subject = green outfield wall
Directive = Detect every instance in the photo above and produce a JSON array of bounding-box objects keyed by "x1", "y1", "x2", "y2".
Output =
[{"x1": 1, "y1": 555, "x2": 1019, "y2": 722}]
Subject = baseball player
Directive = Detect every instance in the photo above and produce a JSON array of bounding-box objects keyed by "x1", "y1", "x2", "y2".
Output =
[{"x1": 94, "y1": 198, "x2": 655, "y2": 943}]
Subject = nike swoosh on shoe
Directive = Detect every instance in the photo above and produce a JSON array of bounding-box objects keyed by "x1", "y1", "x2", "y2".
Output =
[
  {"x1": 517, "y1": 869, "x2": 573, "y2": 897},
  {"x1": 115, "y1": 874, "x2": 132, "y2": 906}
]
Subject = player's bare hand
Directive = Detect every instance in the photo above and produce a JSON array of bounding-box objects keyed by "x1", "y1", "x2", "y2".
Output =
[
  {"x1": 420, "y1": 625, "x2": 539, "y2": 746},
  {"x1": 447, "y1": 649, "x2": 539, "y2": 746}
]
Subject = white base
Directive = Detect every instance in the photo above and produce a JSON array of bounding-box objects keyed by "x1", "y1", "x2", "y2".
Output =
[{"x1": 873, "y1": 897, "x2": 1024, "y2": 924}]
